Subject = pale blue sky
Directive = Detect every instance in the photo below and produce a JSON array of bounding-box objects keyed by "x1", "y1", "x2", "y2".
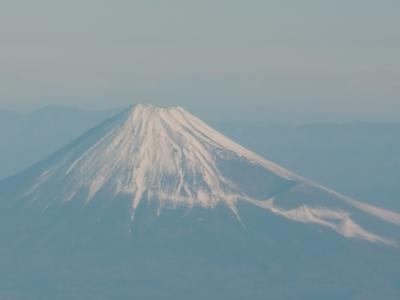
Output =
[{"x1": 1, "y1": 0, "x2": 399, "y2": 121}]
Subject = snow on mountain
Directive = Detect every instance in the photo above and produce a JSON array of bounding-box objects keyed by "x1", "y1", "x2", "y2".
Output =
[{"x1": 8, "y1": 104, "x2": 400, "y2": 245}]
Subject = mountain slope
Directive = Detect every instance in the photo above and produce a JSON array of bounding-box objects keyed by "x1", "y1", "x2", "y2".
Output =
[
  {"x1": 0, "y1": 104, "x2": 400, "y2": 300},
  {"x1": 2, "y1": 104, "x2": 399, "y2": 245}
]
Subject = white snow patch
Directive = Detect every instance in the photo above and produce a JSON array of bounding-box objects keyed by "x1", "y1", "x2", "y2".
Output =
[{"x1": 248, "y1": 198, "x2": 395, "y2": 245}]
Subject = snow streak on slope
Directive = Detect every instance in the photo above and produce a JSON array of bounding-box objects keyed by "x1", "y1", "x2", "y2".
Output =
[
  {"x1": 21, "y1": 104, "x2": 400, "y2": 245},
  {"x1": 249, "y1": 199, "x2": 392, "y2": 245}
]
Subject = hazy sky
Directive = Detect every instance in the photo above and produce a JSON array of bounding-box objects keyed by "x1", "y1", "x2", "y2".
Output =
[{"x1": 1, "y1": 0, "x2": 399, "y2": 121}]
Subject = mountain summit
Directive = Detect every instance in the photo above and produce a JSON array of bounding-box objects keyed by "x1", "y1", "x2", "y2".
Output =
[{"x1": 3, "y1": 104, "x2": 400, "y2": 245}]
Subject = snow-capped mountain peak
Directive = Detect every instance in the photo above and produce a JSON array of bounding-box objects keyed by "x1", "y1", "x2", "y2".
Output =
[
  {"x1": 12, "y1": 104, "x2": 400, "y2": 245},
  {"x1": 24, "y1": 104, "x2": 293, "y2": 208}
]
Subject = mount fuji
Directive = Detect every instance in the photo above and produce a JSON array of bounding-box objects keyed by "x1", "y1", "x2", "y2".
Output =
[{"x1": 0, "y1": 104, "x2": 399, "y2": 300}]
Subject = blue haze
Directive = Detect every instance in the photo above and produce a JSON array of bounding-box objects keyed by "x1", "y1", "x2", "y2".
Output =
[{"x1": 0, "y1": 1, "x2": 399, "y2": 121}]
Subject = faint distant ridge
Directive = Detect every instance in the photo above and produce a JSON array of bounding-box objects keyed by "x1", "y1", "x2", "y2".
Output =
[{"x1": 0, "y1": 105, "x2": 118, "y2": 180}]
